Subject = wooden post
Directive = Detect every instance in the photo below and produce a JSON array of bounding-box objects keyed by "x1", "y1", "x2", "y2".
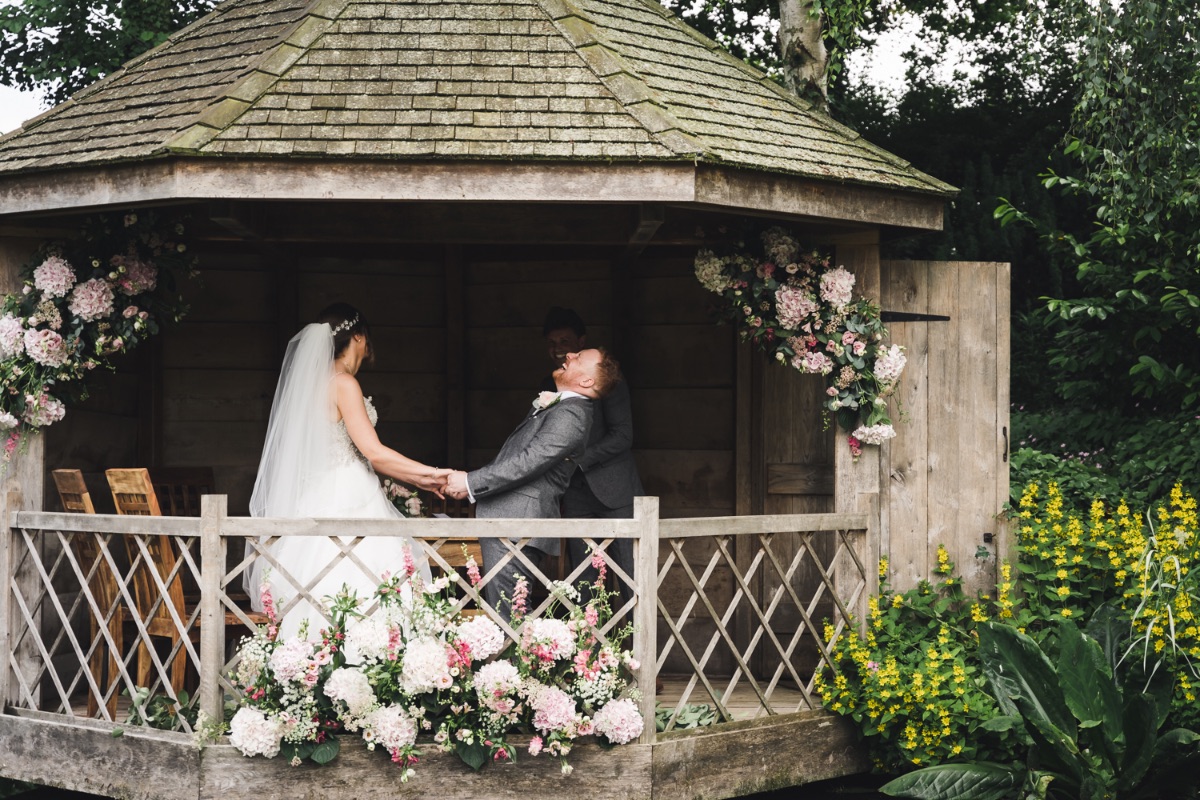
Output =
[
  {"x1": 0, "y1": 490, "x2": 17, "y2": 709},
  {"x1": 199, "y1": 494, "x2": 227, "y2": 722},
  {"x1": 633, "y1": 495, "x2": 658, "y2": 745}
]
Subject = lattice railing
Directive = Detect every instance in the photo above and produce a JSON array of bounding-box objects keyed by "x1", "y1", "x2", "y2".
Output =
[
  {"x1": 1, "y1": 497, "x2": 873, "y2": 743},
  {"x1": 654, "y1": 513, "x2": 871, "y2": 732}
]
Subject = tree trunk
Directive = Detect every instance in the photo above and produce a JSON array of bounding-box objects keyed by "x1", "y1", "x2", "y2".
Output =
[{"x1": 778, "y1": 0, "x2": 828, "y2": 109}]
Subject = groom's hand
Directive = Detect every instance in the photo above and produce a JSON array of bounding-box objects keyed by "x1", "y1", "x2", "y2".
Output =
[{"x1": 446, "y1": 470, "x2": 469, "y2": 500}]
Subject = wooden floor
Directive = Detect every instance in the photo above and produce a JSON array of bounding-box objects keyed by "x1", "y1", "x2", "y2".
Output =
[{"x1": 656, "y1": 675, "x2": 815, "y2": 722}]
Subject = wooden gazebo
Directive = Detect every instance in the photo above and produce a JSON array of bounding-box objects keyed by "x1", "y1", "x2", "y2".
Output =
[{"x1": 0, "y1": 0, "x2": 1009, "y2": 797}]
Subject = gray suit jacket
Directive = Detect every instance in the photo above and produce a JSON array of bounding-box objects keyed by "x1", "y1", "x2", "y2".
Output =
[
  {"x1": 468, "y1": 395, "x2": 593, "y2": 556},
  {"x1": 542, "y1": 374, "x2": 642, "y2": 509}
]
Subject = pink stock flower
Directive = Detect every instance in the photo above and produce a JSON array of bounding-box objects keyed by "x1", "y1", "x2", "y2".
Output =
[
  {"x1": 528, "y1": 736, "x2": 543, "y2": 756},
  {"x1": 465, "y1": 557, "x2": 481, "y2": 586}
]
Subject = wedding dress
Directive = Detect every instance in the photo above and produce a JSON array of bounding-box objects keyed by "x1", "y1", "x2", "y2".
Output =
[{"x1": 246, "y1": 323, "x2": 428, "y2": 641}]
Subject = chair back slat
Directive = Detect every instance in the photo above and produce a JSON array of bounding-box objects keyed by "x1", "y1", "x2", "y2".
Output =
[
  {"x1": 151, "y1": 467, "x2": 214, "y2": 517},
  {"x1": 52, "y1": 468, "x2": 96, "y2": 514}
]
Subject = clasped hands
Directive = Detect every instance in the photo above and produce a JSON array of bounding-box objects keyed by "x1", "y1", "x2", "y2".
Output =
[{"x1": 412, "y1": 468, "x2": 469, "y2": 501}]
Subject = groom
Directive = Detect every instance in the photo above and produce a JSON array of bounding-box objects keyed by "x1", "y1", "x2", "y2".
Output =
[{"x1": 445, "y1": 348, "x2": 619, "y2": 618}]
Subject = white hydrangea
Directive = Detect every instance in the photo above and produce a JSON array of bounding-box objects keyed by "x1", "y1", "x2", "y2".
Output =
[
  {"x1": 873, "y1": 344, "x2": 907, "y2": 387},
  {"x1": 474, "y1": 660, "x2": 523, "y2": 709},
  {"x1": 852, "y1": 423, "x2": 897, "y2": 445},
  {"x1": 363, "y1": 704, "x2": 418, "y2": 755},
  {"x1": 455, "y1": 616, "x2": 505, "y2": 661},
  {"x1": 694, "y1": 249, "x2": 731, "y2": 294},
  {"x1": 345, "y1": 610, "x2": 394, "y2": 663},
  {"x1": 401, "y1": 637, "x2": 452, "y2": 694},
  {"x1": 229, "y1": 707, "x2": 283, "y2": 758},
  {"x1": 520, "y1": 617, "x2": 576, "y2": 663},
  {"x1": 593, "y1": 698, "x2": 644, "y2": 745},
  {"x1": 0, "y1": 314, "x2": 25, "y2": 360},
  {"x1": 324, "y1": 667, "x2": 378, "y2": 727}
]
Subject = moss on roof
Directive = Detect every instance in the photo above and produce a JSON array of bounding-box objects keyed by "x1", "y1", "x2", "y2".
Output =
[{"x1": 0, "y1": 0, "x2": 955, "y2": 196}]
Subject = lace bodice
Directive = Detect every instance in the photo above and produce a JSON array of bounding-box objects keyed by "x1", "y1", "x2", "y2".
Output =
[{"x1": 332, "y1": 396, "x2": 377, "y2": 467}]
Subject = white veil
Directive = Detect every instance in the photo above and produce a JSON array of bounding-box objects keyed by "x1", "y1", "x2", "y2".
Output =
[{"x1": 245, "y1": 323, "x2": 337, "y2": 599}]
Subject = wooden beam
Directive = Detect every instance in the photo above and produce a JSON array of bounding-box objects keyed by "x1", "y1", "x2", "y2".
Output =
[
  {"x1": 695, "y1": 165, "x2": 947, "y2": 232},
  {"x1": 622, "y1": 203, "x2": 665, "y2": 261},
  {"x1": 0, "y1": 160, "x2": 947, "y2": 233},
  {"x1": 206, "y1": 201, "x2": 261, "y2": 241}
]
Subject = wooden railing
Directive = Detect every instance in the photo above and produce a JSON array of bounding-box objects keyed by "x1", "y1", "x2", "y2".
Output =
[{"x1": 1, "y1": 496, "x2": 872, "y2": 743}]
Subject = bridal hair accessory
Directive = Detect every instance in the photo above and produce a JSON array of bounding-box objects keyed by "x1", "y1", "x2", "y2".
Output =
[
  {"x1": 533, "y1": 391, "x2": 562, "y2": 413},
  {"x1": 330, "y1": 314, "x2": 359, "y2": 336}
]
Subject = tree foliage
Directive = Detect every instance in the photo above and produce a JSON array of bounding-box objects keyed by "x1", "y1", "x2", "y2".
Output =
[
  {"x1": 997, "y1": 0, "x2": 1200, "y2": 414},
  {"x1": 0, "y1": 0, "x2": 216, "y2": 105}
]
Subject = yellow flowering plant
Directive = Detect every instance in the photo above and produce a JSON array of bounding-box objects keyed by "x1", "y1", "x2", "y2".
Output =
[{"x1": 816, "y1": 550, "x2": 1021, "y2": 772}]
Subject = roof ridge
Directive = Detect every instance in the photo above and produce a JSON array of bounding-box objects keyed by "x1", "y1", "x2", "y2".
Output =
[
  {"x1": 533, "y1": 0, "x2": 703, "y2": 157},
  {"x1": 162, "y1": 0, "x2": 355, "y2": 153}
]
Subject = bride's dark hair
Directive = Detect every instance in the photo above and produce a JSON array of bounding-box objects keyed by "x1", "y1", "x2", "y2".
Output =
[{"x1": 317, "y1": 302, "x2": 374, "y2": 363}]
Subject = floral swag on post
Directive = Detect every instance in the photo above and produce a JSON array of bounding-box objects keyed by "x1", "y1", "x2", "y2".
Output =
[
  {"x1": 0, "y1": 212, "x2": 195, "y2": 460},
  {"x1": 694, "y1": 226, "x2": 906, "y2": 454},
  {"x1": 227, "y1": 551, "x2": 643, "y2": 779}
]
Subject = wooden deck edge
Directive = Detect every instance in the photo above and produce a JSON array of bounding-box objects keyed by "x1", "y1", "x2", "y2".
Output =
[
  {"x1": 651, "y1": 710, "x2": 869, "y2": 800},
  {"x1": 0, "y1": 711, "x2": 867, "y2": 799},
  {"x1": 0, "y1": 713, "x2": 202, "y2": 800}
]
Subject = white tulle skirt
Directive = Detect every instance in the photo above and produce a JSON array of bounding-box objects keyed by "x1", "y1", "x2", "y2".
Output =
[{"x1": 257, "y1": 459, "x2": 424, "y2": 642}]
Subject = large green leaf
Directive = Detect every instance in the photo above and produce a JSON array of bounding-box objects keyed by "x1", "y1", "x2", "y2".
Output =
[
  {"x1": 978, "y1": 624, "x2": 1084, "y2": 787},
  {"x1": 880, "y1": 762, "x2": 1023, "y2": 800},
  {"x1": 456, "y1": 740, "x2": 489, "y2": 772},
  {"x1": 1056, "y1": 622, "x2": 1122, "y2": 749},
  {"x1": 310, "y1": 737, "x2": 340, "y2": 765},
  {"x1": 1116, "y1": 693, "x2": 1156, "y2": 794}
]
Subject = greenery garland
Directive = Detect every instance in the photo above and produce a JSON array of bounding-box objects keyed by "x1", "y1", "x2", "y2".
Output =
[
  {"x1": 694, "y1": 225, "x2": 905, "y2": 454},
  {"x1": 0, "y1": 211, "x2": 195, "y2": 461}
]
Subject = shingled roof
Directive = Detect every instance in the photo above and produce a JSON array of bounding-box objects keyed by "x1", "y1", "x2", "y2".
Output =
[{"x1": 0, "y1": 0, "x2": 954, "y2": 197}]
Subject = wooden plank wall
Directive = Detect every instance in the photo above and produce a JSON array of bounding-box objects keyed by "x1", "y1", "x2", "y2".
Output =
[{"x1": 880, "y1": 260, "x2": 1011, "y2": 595}]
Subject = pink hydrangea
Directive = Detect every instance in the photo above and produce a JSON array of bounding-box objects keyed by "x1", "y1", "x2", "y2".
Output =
[
  {"x1": 791, "y1": 349, "x2": 834, "y2": 376},
  {"x1": 593, "y1": 698, "x2": 644, "y2": 744},
  {"x1": 268, "y1": 638, "x2": 314, "y2": 684},
  {"x1": 32, "y1": 256, "x2": 76, "y2": 299},
  {"x1": 0, "y1": 314, "x2": 25, "y2": 359},
  {"x1": 774, "y1": 285, "x2": 820, "y2": 330},
  {"x1": 112, "y1": 256, "x2": 157, "y2": 296},
  {"x1": 456, "y1": 617, "x2": 505, "y2": 661},
  {"x1": 22, "y1": 393, "x2": 65, "y2": 427},
  {"x1": 23, "y1": 328, "x2": 69, "y2": 367},
  {"x1": 68, "y1": 278, "x2": 115, "y2": 322},
  {"x1": 530, "y1": 685, "x2": 577, "y2": 733},
  {"x1": 818, "y1": 266, "x2": 855, "y2": 309}
]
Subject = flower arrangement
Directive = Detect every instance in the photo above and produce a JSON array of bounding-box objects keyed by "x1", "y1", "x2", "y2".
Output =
[
  {"x1": 0, "y1": 211, "x2": 194, "y2": 461},
  {"x1": 228, "y1": 550, "x2": 644, "y2": 779},
  {"x1": 382, "y1": 479, "x2": 424, "y2": 518},
  {"x1": 695, "y1": 226, "x2": 905, "y2": 452}
]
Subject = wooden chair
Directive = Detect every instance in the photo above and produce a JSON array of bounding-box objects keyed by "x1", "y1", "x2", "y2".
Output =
[
  {"x1": 151, "y1": 467, "x2": 215, "y2": 517},
  {"x1": 105, "y1": 468, "x2": 266, "y2": 695},
  {"x1": 51, "y1": 469, "x2": 123, "y2": 718}
]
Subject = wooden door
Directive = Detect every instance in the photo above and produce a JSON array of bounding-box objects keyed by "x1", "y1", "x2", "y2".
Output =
[{"x1": 880, "y1": 260, "x2": 1011, "y2": 596}]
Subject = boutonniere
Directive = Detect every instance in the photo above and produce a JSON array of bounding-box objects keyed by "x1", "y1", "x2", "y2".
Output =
[{"x1": 532, "y1": 391, "x2": 562, "y2": 413}]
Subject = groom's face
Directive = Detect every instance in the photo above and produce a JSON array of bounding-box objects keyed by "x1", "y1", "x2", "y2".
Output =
[{"x1": 554, "y1": 349, "x2": 601, "y2": 394}]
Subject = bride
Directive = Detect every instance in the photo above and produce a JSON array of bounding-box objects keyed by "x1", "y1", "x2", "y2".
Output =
[{"x1": 246, "y1": 303, "x2": 444, "y2": 639}]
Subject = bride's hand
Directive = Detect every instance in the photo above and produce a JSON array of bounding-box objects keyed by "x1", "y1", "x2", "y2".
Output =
[{"x1": 417, "y1": 467, "x2": 453, "y2": 498}]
